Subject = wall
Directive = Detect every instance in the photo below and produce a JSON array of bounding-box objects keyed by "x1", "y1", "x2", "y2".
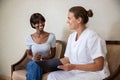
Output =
[
  {"x1": 0, "y1": 0, "x2": 120, "y2": 76},
  {"x1": 0, "y1": 0, "x2": 2, "y2": 73}
]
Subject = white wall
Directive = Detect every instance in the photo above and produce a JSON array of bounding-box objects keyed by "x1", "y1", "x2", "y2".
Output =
[{"x1": 0, "y1": 0, "x2": 120, "y2": 76}]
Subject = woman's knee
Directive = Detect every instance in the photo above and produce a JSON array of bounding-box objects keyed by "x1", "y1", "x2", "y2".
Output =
[{"x1": 27, "y1": 61, "x2": 36, "y2": 69}]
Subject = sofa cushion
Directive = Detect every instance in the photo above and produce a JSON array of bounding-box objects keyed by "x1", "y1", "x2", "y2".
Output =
[
  {"x1": 12, "y1": 70, "x2": 26, "y2": 80},
  {"x1": 12, "y1": 69, "x2": 50, "y2": 80},
  {"x1": 42, "y1": 73, "x2": 50, "y2": 80},
  {"x1": 106, "y1": 45, "x2": 120, "y2": 74}
]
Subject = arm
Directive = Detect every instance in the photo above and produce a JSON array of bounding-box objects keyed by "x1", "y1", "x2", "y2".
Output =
[
  {"x1": 73, "y1": 56, "x2": 104, "y2": 71},
  {"x1": 25, "y1": 35, "x2": 34, "y2": 60},
  {"x1": 60, "y1": 57, "x2": 70, "y2": 64},
  {"x1": 58, "y1": 56, "x2": 104, "y2": 71},
  {"x1": 26, "y1": 49, "x2": 33, "y2": 60}
]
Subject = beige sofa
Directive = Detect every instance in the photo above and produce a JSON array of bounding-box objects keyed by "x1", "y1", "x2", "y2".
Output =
[
  {"x1": 11, "y1": 40, "x2": 120, "y2": 80},
  {"x1": 11, "y1": 40, "x2": 65, "y2": 80}
]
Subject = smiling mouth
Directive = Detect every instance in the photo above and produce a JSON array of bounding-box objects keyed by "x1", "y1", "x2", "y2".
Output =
[{"x1": 39, "y1": 26, "x2": 44, "y2": 29}]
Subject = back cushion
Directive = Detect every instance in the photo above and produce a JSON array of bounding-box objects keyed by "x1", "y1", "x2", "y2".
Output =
[
  {"x1": 106, "y1": 44, "x2": 120, "y2": 74},
  {"x1": 54, "y1": 41, "x2": 64, "y2": 58}
]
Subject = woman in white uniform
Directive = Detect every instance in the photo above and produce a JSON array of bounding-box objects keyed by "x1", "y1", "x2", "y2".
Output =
[{"x1": 47, "y1": 6, "x2": 110, "y2": 80}]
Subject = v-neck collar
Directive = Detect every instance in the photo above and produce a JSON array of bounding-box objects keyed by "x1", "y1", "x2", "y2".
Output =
[{"x1": 74, "y1": 28, "x2": 88, "y2": 43}]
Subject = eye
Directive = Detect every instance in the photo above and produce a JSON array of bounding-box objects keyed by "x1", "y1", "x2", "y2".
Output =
[
  {"x1": 39, "y1": 24, "x2": 43, "y2": 26},
  {"x1": 34, "y1": 24, "x2": 39, "y2": 27},
  {"x1": 68, "y1": 17, "x2": 70, "y2": 19}
]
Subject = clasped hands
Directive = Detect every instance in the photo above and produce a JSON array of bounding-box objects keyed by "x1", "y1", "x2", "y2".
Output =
[
  {"x1": 32, "y1": 53, "x2": 75, "y2": 71},
  {"x1": 32, "y1": 52, "x2": 42, "y2": 61},
  {"x1": 58, "y1": 63, "x2": 75, "y2": 71}
]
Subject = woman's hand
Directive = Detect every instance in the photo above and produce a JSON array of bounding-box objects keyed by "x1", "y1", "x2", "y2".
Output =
[
  {"x1": 60, "y1": 57, "x2": 70, "y2": 64},
  {"x1": 58, "y1": 57, "x2": 104, "y2": 71},
  {"x1": 58, "y1": 63, "x2": 75, "y2": 71},
  {"x1": 32, "y1": 53, "x2": 42, "y2": 60}
]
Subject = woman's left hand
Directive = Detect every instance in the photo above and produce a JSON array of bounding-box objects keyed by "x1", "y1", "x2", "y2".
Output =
[{"x1": 58, "y1": 63, "x2": 75, "y2": 71}]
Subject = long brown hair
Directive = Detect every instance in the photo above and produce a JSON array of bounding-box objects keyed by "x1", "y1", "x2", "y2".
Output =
[{"x1": 69, "y1": 6, "x2": 93, "y2": 24}]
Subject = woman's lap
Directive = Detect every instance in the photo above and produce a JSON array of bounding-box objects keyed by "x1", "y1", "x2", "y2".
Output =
[
  {"x1": 35, "y1": 58, "x2": 62, "y2": 72},
  {"x1": 47, "y1": 71, "x2": 103, "y2": 80}
]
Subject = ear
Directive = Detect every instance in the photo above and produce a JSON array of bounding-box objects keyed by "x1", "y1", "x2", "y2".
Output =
[
  {"x1": 31, "y1": 23, "x2": 35, "y2": 27},
  {"x1": 77, "y1": 17, "x2": 82, "y2": 24},
  {"x1": 43, "y1": 22, "x2": 45, "y2": 26},
  {"x1": 32, "y1": 23, "x2": 36, "y2": 27},
  {"x1": 31, "y1": 23, "x2": 36, "y2": 28}
]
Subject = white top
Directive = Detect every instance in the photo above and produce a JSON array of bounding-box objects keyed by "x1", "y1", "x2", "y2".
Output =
[
  {"x1": 25, "y1": 33, "x2": 56, "y2": 57},
  {"x1": 64, "y1": 28, "x2": 110, "y2": 79}
]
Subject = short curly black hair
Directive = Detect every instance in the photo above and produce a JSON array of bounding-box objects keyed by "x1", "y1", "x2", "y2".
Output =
[{"x1": 30, "y1": 13, "x2": 46, "y2": 29}]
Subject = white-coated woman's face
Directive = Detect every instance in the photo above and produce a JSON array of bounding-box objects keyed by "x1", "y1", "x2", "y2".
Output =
[{"x1": 67, "y1": 12, "x2": 80, "y2": 30}]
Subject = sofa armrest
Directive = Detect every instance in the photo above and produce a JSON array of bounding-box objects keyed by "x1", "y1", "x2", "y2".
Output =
[
  {"x1": 104, "y1": 41, "x2": 120, "y2": 80},
  {"x1": 103, "y1": 64, "x2": 120, "y2": 80},
  {"x1": 11, "y1": 50, "x2": 30, "y2": 79}
]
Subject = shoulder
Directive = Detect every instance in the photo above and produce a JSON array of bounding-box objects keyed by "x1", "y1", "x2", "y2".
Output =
[
  {"x1": 48, "y1": 33, "x2": 56, "y2": 41},
  {"x1": 87, "y1": 28, "x2": 105, "y2": 45},
  {"x1": 86, "y1": 28, "x2": 101, "y2": 39},
  {"x1": 26, "y1": 34, "x2": 32, "y2": 41},
  {"x1": 25, "y1": 34, "x2": 33, "y2": 44},
  {"x1": 49, "y1": 33, "x2": 55, "y2": 36},
  {"x1": 49, "y1": 33, "x2": 55, "y2": 38}
]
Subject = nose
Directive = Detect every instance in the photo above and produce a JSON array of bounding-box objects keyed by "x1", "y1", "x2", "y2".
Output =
[
  {"x1": 38, "y1": 23, "x2": 43, "y2": 27},
  {"x1": 67, "y1": 20, "x2": 70, "y2": 24}
]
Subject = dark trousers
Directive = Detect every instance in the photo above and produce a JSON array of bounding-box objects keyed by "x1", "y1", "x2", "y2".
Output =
[{"x1": 35, "y1": 58, "x2": 63, "y2": 73}]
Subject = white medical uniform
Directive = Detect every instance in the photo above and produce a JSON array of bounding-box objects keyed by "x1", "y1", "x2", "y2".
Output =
[{"x1": 47, "y1": 28, "x2": 110, "y2": 80}]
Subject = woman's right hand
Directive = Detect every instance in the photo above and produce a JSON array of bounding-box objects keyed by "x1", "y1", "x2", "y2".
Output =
[{"x1": 32, "y1": 53, "x2": 42, "y2": 60}]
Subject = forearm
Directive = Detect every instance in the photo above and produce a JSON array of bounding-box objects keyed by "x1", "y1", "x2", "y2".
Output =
[
  {"x1": 73, "y1": 62, "x2": 103, "y2": 71},
  {"x1": 74, "y1": 57, "x2": 104, "y2": 71},
  {"x1": 42, "y1": 54, "x2": 54, "y2": 60},
  {"x1": 27, "y1": 54, "x2": 33, "y2": 60},
  {"x1": 58, "y1": 57, "x2": 104, "y2": 71},
  {"x1": 42, "y1": 48, "x2": 56, "y2": 60},
  {"x1": 26, "y1": 49, "x2": 33, "y2": 60}
]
